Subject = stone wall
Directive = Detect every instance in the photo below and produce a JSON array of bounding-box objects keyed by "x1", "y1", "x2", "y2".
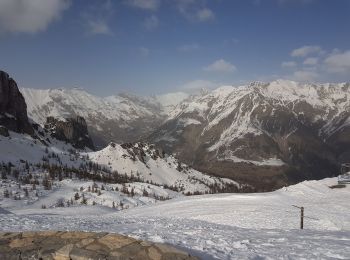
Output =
[{"x1": 0, "y1": 231, "x2": 198, "y2": 260}]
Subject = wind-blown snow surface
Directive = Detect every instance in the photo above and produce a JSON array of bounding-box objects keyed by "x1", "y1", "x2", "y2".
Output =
[
  {"x1": 0, "y1": 130, "x2": 90, "y2": 168},
  {"x1": 1, "y1": 178, "x2": 349, "y2": 259}
]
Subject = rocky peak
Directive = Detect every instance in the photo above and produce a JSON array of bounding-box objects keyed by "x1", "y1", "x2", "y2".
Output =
[
  {"x1": 0, "y1": 71, "x2": 33, "y2": 135},
  {"x1": 45, "y1": 116, "x2": 95, "y2": 150},
  {"x1": 120, "y1": 142, "x2": 165, "y2": 163}
]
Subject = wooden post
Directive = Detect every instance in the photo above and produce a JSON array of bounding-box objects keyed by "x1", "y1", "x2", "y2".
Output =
[
  {"x1": 292, "y1": 205, "x2": 305, "y2": 229},
  {"x1": 300, "y1": 207, "x2": 304, "y2": 230}
]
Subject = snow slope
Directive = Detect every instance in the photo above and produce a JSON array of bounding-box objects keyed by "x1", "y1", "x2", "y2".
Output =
[
  {"x1": 0, "y1": 130, "x2": 90, "y2": 168},
  {"x1": 1, "y1": 178, "x2": 349, "y2": 259},
  {"x1": 87, "y1": 142, "x2": 238, "y2": 193},
  {"x1": 0, "y1": 179, "x2": 181, "y2": 215},
  {"x1": 0, "y1": 130, "x2": 237, "y2": 194},
  {"x1": 121, "y1": 177, "x2": 350, "y2": 231}
]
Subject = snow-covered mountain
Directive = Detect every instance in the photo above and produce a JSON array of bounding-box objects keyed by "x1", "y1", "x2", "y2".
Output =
[
  {"x1": 6, "y1": 71, "x2": 244, "y2": 199},
  {"x1": 21, "y1": 88, "x2": 189, "y2": 148},
  {"x1": 149, "y1": 80, "x2": 350, "y2": 190},
  {"x1": 18, "y1": 76, "x2": 350, "y2": 190},
  {"x1": 1, "y1": 71, "x2": 350, "y2": 259}
]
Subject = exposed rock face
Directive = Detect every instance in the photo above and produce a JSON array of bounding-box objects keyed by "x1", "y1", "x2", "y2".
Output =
[
  {"x1": 0, "y1": 126, "x2": 9, "y2": 137},
  {"x1": 45, "y1": 116, "x2": 95, "y2": 150},
  {"x1": 0, "y1": 71, "x2": 33, "y2": 135},
  {"x1": 0, "y1": 231, "x2": 198, "y2": 260},
  {"x1": 148, "y1": 80, "x2": 350, "y2": 191},
  {"x1": 121, "y1": 142, "x2": 165, "y2": 162}
]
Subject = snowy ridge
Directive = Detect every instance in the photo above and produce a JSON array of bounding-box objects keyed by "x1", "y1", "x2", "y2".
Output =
[
  {"x1": 157, "y1": 80, "x2": 350, "y2": 165},
  {"x1": 154, "y1": 92, "x2": 189, "y2": 114},
  {"x1": 0, "y1": 129, "x2": 237, "y2": 194},
  {"x1": 21, "y1": 88, "x2": 161, "y2": 125},
  {"x1": 21, "y1": 88, "x2": 189, "y2": 126},
  {"x1": 171, "y1": 80, "x2": 350, "y2": 144},
  {"x1": 88, "y1": 142, "x2": 238, "y2": 193},
  {"x1": 21, "y1": 88, "x2": 189, "y2": 146}
]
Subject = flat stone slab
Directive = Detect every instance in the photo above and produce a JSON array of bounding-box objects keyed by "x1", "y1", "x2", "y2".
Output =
[{"x1": 0, "y1": 231, "x2": 198, "y2": 260}]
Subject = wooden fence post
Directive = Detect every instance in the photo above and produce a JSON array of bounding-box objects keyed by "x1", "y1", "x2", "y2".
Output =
[
  {"x1": 300, "y1": 207, "x2": 304, "y2": 230},
  {"x1": 292, "y1": 205, "x2": 304, "y2": 230}
]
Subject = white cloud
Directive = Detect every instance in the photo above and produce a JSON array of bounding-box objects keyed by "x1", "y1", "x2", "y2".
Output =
[
  {"x1": 303, "y1": 57, "x2": 318, "y2": 65},
  {"x1": 281, "y1": 46, "x2": 350, "y2": 82},
  {"x1": 324, "y1": 50, "x2": 350, "y2": 73},
  {"x1": 178, "y1": 43, "x2": 200, "y2": 52},
  {"x1": 175, "y1": 0, "x2": 215, "y2": 22},
  {"x1": 0, "y1": 0, "x2": 70, "y2": 34},
  {"x1": 87, "y1": 20, "x2": 112, "y2": 35},
  {"x1": 291, "y1": 45, "x2": 322, "y2": 57},
  {"x1": 204, "y1": 59, "x2": 237, "y2": 73},
  {"x1": 293, "y1": 70, "x2": 318, "y2": 82},
  {"x1": 179, "y1": 79, "x2": 217, "y2": 92},
  {"x1": 144, "y1": 15, "x2": 159, "y2": 30},
  {"x1": 127, "y1": 0, "x2": 160, "y2": 10},
  {"x1": 82, "y1": 1, "x2": 114, "y2": 36},
  {"x1": 281, "y1": 61, "x2": 297, "y2": 68},
  {"x1": 196, "y1": 8, "x2": 215, "y2": 21},
  {"x1": 139, "y1": 47, "x2": 150, "y2": 57}
]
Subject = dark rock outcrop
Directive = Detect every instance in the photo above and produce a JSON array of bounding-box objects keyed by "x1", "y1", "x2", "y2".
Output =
[
  {"x1": 45, "y1": 116, "x2": 95, "y2": 150},
  {"x1": 0, "y1": 71, "x2": 33, "y2": 135},
  {"x1": 0, "y1": 126, "x2": 9, "y2": 137}
]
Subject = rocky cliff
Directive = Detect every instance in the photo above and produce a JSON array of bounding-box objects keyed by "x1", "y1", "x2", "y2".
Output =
[
  {"x1": 45, "y1": 116, "x2": 95, "y2": 150},
  {"x1": 0, "y1": 71, "x2": 33, "y2": 135}
]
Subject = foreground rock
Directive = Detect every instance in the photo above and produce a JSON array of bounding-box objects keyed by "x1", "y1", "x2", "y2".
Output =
[{"x1": 0, "y1": 231, "x2": 198, "y2": 260}]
